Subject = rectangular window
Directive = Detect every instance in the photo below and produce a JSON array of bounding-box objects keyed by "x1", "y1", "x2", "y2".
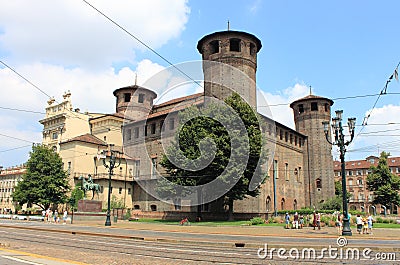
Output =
[
  {"x1": 138, "y1": 93, "x2": 145, "y2": 103},
  {"x1": 126, "y1": 129, "x2": 131, "y2": 141},
  {"x1": 209, "y1": 40, "x2": 219, "y2": 54},
  {"x1": 169, "y1": 118, "x2": 175, "y2": 130},
  {"x1": 134, "y1": 160, "x2": 140, "y2": 178},
  {"x1": 229, "y1": 38, "x2": 241, "y2": 52},
  {"x1": 298, "y1": 104, "x2": 304, "y2": 113},
  {"x1": 110, "y1": 187, "x2": 113, "y2": 194},
  {"x1": 160, "y1": 120, "x2": 165, "y2": 132},
  {"x1": 285, "y1": 132, "x2": 288, "y2": 142},
  {"x1": 144, "y1": 125, "x2": 147, "y2": 136},
  {"x1": 119, "y1": 187, "x2": 122, "y2": 194},
  {"x1": 124, "y1": 93, "x2": 131, "y2": 102},
  {"x1": 151, "y1": 158, "x2": 157, "y2": 179},
  {"x1": 134, "y1": 127, "x2": 139, "y2": 138},
  {"x1": 128, "y1": 188, "x2": 131, "y2": 195},
  {"x1": 311, "y1": 102, "x2": 318, "y2": 111},
  {"x1": 279, "y1": 130, "x2": 283, "y2": 140},
  {"x1": 150, "y1": 123, "x2": 156, "y2": 134},
  {"x1": 52, "y1": 132, "x2": 58, "y2": 140}
]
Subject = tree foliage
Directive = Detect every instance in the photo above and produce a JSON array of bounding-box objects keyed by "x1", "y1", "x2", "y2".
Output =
[
  {"x1": 158, "y1": 93, "x2": 268, "y2": 218},
  {"x1": 367, "y1": 151, "x2": 400, "y2": 207},
  {"x1": 319, "y1": 180, "x2": 351, "y2": 211},
  {"x1": 12, "y1": 144, "x2": 70, "y2": 210}
]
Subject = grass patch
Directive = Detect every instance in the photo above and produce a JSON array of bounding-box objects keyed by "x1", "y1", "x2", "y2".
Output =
[
  {"x1": 368, "y1": 223, "x2": 400, "y2": 229},
  {"x1": 132, "y1": 218, "x2": 286, "y2": 227}
]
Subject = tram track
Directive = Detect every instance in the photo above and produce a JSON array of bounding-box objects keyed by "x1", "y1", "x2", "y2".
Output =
[{"x1": 0, "y1": 226, "x2": 266, "y2": 264}]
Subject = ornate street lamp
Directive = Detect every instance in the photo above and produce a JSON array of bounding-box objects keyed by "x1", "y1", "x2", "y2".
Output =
[
  {"x1": 322, "y1": 110, "x2": 356, "y2": 236},
  {"x1": 102, "y1": 144, "x2": 121, "y2": 226}
]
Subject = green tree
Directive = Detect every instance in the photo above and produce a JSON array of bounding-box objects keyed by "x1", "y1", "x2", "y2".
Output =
[
  {"x1": 69, "y1": 186, "x2": 85, "y2": 210},
  {"x1": 319, "y1": 180, "x2": 351, "y2": 211},
  {"x1": 159, "y1": 93, "x2": 268, "y2": 220},
  {"x1": 12, "y1": 144, "x2": 70, "y2": 210},
  {"x1": 367, "y1": 151, "x2": 400, "y2": 208}
]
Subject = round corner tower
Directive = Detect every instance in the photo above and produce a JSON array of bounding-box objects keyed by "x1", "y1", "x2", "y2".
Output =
[
  {"x1": 290, "y1": 95, "x2": 335, "y2": 208},
  {"x1": 197, "y1": 30, "x2": 262, "y2": 107},
  {"x1": 113, "y1": 85, "x2": 157, "y2": 119}
]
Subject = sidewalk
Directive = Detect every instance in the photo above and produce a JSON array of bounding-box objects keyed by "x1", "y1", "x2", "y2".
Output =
[{"x1": 72, "y1": 219, "x2": 400, "y2": 240}]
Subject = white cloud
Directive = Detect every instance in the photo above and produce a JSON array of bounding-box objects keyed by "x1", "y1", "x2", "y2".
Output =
[
  {"x1": 0, "y1": 0, "x2": 190, "y2": 69},
  {"x1": 259, "y1": 83, "x2": 310, "y2": 128},
  {"x1": 349, "y1": 104, "x2": 400, "y2": 159},
  {"x1": 249, "y1": 0, "x2": 262, "y2": 14},
  {"x1": 0, "y1": 59, "x2": 165, "y2": 167}
]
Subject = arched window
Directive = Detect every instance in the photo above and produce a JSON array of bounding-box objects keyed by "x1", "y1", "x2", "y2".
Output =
[
  {"x1": 293, "y1": 199, "x2": 297, "y2": 210},
  {"x1": 150, "y1": 204, "x2": 157, "y2": 211},
  {"x1": 316, "y1": 178, "x2": 322, "y2": 189},
  {"x1": 266, "y1": 196, "x2": 271, "y2": 212},
  {"x1": 281, "y1": 198, "x2": 285, "y2": 210}
]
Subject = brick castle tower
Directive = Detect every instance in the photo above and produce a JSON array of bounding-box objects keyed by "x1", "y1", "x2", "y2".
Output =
[{"x1": 290, "y1": 95, "x2": 335, "y2": 207}]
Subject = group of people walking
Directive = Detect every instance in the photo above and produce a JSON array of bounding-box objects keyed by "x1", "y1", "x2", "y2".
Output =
[
  {"x1": 42, "y1": 208, "x2": 68, "y2": 224},
  {"x1": 356, "y1": 214, "x2": 374, "y2": 234},
  {"x1": 285, "y1": 212, "x2": 305, "y2": 229}
]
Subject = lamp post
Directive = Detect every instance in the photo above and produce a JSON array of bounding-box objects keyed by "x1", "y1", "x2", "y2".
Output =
[
  {"x1": 102, "y1": 144, "x2": 121, "y2": 226},
  {"x1": 322, "y1": 110, "x2": 356, "y2": 236}
]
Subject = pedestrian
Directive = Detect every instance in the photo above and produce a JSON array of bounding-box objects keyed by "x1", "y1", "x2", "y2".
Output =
[
  {"x1": 293, "y1": 212, "x2": 299, "y2": 229},
  {"x1": 54, "y1": 210, "x2": 58, "y2": 223},
  {"x1": 356, "y1": 214, "x2": 363, "y2": 234},
  {"x1": 285, "y1": 212, "x2": 290, "y2": 229},
  {"x1": 45, "y1": 208, "x2": 50, "y2": 222},
  {"x1": 299, "y1": 215, "x2": 304, "y2": 229},
  {"x1": 362, "y1": 215, "x2": 368, "y2": 234},
  {"x1": 63, "y1": 210, "x2": 68, "y2": 225},
  {"x1": 335, "y1": 212, "x2": 342, "y2": 235},
  {"x1": 367, "y1": 214, "x2": 373, "y2": 235},
  {"x1": 316, "y1": 212, "x2": 321, "y2": 230},
  {"x1": 313, "y1": 211, "x2": 317, "y2": 230}
]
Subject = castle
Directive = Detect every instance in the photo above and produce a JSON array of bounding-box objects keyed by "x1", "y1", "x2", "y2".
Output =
[{"x1": 38, "y1": 30, "x2": 336, "y2": 219}]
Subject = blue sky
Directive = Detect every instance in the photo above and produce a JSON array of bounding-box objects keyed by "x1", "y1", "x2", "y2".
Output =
[{"x1": 0, "y1": 0, "x2": 399, "y2": 167}]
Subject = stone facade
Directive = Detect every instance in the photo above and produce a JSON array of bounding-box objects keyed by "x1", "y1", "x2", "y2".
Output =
[
  {"x1": 290, "y1": 95, "x2": 335, "y2": 207},
  {"x1": 0, "y1": 165, "x2": 26, "y2": 213},
  {"x1": 36, "y1": 29, "x2": 337, "y2": 218}
]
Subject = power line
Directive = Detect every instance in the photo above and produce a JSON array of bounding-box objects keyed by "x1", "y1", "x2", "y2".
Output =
[
  {"x1": 259, "y1": 92, "x2": 400, "y2": 108},
  {"x1": 0, "y1": 106, "x2": 45, "y2": 115},
  {"x1": 0, "y1": 133, "x2": 37, "y2": 144},
  {"x1": 0, "y1": 144, "x2": 32, "y2": 153},
  {"x1": 0, "y1": 60, "x2": 52, "y2": 99},
  {"x1": 357, "y1": 62, "x2": 400, "y2": 131}
]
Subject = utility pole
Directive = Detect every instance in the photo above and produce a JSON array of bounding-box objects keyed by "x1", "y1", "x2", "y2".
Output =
[
  {"x1": 102, "y1": 144, "x2": 121, "y2": 226},
  {"x1": 323, "y1": 110, "x2": 356, "y2": 236}
]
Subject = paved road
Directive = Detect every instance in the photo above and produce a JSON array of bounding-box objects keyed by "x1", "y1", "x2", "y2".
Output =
[{"x1": 1, "y1": 219, "x2": 399, "y2": 264}]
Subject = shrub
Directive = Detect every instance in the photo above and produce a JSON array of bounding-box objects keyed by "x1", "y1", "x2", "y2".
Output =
[
  {"x1": 250, "y1": 217, "x2": 266, "y2": 225},
  {"x1": 376, "y1": 217, "x2": 383, "y2": 223}
]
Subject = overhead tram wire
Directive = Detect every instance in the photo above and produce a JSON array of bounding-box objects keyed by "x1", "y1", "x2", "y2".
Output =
[
  {"x1": 259, "y1": 92, "x2": 400, "y2": 108},
  {"x1": 354, "y1": 61, "x2": 400, "y2": 141},
  {"x1": 81, "y1": 0, "x2": 203, "y2": 90},
  {"x1": 0, "y1": 106, "x2": 45, "y2": 115},
  {"x1": 0, "y1": 144, "x2": 33, "y2": 153},
  {"x1": 0, "y1": 60, "x2": 52, "y2": 99}
]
